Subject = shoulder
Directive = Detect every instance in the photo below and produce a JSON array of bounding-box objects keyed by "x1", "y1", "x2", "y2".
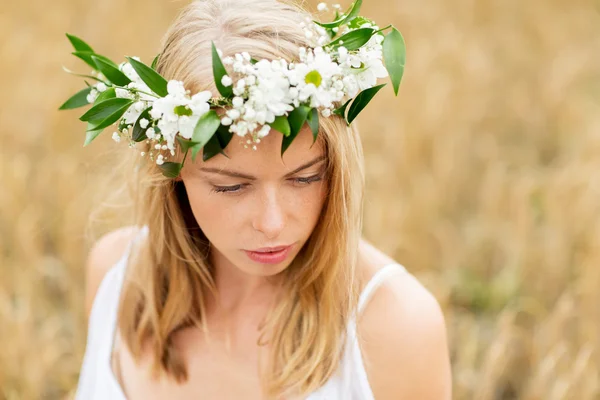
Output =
[
  {"x1": 356, "y1": 238, "x2": 452, "y2": 400},
  {"x1": 84, "y1": 225, "x2": 142, "y2": 319}
]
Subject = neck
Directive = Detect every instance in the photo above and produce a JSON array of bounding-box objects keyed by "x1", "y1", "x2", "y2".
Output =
[{"x1": 208, "y1": 248, "x2": 281, "y2": 314}]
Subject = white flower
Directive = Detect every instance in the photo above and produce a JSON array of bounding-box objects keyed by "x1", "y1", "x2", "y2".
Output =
[
  {"x1": 146, "y1": 127, "x2": 156, "y2": 140},
  {"x1": 156, "y1": 154, "x2": 165, "y2": 165},
  {"x1": 96, "y1": 82, "x2": 107, "y2": 92},
  {"x1": 317, "y1": 2, "x2": 328, "y2": 11},
  {"x1": 227, "y1": 109, "x2": 241, "y2": 120},
  {"x1": 232, "y1": 96, "x2": 244, "y2": 108},
  {"x1": 257, "y1": 124, "x2": 271, "y2": 138},
  {"x1": 149, "y1": 81, "x2": 211, "y2": 146},
  {"x1": 221, "y1": 75, "x2": 233, "y2": 87},
  {"x1": 122, "y1": 102, "x2": 145, "y2": 125},
  {"x1": 221, "y1": 117, "x2": 233, "y2": 126},
  {"x1": 86, "y1": 88, "x2": 98, "y2": 103},
  {"x1": 140, "y1": 118, "x2": 149, "y2": 129},
  {"x1": 112, "y1": 132, "x2": 121, "y2": 143}
]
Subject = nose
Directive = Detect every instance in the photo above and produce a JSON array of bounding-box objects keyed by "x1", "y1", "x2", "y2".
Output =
[{"x1": 251, "y1": 186, "x2": 286, "y2": 240}]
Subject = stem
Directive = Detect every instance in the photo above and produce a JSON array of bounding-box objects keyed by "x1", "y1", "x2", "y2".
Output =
[
  {"x1": 373, "y1": 24, "x2": 392, "y2": 35},
  {"x1": 181, "y1": 148, "x2": 189, "y2": 166},
  {"x1": 128, "y1": 88, "x2": 160, "y2": 98}
]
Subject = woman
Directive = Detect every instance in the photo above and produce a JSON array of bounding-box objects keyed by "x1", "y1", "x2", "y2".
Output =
[{"x1": 73, "y1": 0, "x2": 452, "y2": 398}]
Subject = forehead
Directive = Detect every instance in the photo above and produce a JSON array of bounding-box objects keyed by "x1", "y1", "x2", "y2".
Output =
[{"x1": 191, "y1": 123, "x2": 326, "y2": 176}]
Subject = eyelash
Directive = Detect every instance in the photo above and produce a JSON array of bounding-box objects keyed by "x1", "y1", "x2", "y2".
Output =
[{"x1": 211, "y1": 174, "x2": 323, "y2": 194}]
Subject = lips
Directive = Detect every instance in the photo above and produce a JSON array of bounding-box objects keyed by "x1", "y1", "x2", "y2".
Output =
[
  {"x1": 244, "y1": 244, "x2": 294, "y2": 264},
  {"x1": 251, "y1": 245, "x2": 291, "y2": 253}
]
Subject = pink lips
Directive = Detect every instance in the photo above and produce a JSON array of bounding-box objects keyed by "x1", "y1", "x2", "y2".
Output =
[{"x1": 244, "y1": 244, "x2": 293, "y2": 264}]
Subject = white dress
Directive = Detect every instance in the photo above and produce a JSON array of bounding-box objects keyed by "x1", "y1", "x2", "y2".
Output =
[{"x1": 74, "y1": 226, "x2": 407, "y2": 399}]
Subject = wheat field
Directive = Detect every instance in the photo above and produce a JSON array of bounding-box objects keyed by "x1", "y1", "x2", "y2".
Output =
[{"x1": 1, "y1": 0, "x2": 599, "y2": 399}]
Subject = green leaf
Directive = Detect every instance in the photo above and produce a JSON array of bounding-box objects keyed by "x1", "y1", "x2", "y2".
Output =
[
  {"x1": 72, "y1": 51, "x2": 118, "y2": 71},
  {"x1": 201, "y1": 134, "x2": 223, "y2": 162},
  {"x1": 176, "y1": 136, "x2": 201, "y2": 153},
  {"x1": 158, "y1": 162, "x2": 183, "y2": 178},
  {"x1": 306, "y1": 108, "x2": 319, "y2": 144},
  {"x1": 202, "y1": 124, "x2": 234, "y2": 161},
  {"x1": 132, "y1": 107, "x2": 153, "y2": 142},
  {"x1": 83, "y1": 122, "x2": 103, "y2": 147},
  {"x1": 268, "y1": 115, "x2": 291, "y2": 137},
  {"x1": 59, "y1": 87, "x2": 92, "y2": 110},
  {"x1": 211, "y1": 42, "x2": 233, "y2": 98},
  {"x1": 66, "y1": 33, "x2": 94, "y2": 52},
  {"x1": 347, "y1": 83, "x2": 386, "y2": 124},
  {"x1": 346, "y1": 16, "x2": 374, "y2": 30},
  {"x1": 126, "y1": 57, "x2": 168, "y2": 97},
  {"x1": 80, "y1": 97, "x2": 133, "y2": 122},
  {"x1": 215, "y1": 124, "x2": 233, "y2": 149},
  {"x1": 327, "y1": 28, "x2": 375, "y2": 51},
  {"x1": 333, "y1": 98, "x2": 352, "y2": 122},
  {"x1": 92, "y1": 55, "x2": 131, "y2": 86},
  {"x1": 82, "y1": 89, "x2": 117, "y2": 145},
  {"x1": 85, "y1": 100, "x2": 133, "y2": 131},
  {"x1": 314, "y1": 0, "x2": 362, "y2": 29},
  {"x1": 288, "y1": 105, "x2": 311, "y2": 136},
  {"x1": 151, "y1": 54, "x2": 160, "y2": 70},
  {"x1": 382, "y1": 27, "x2": 406, "y2": 96},
  {"x1": 191, "y1": 110, "x2": 221, "y2": 161},
  {"x1": 282, "y1": 106, "x2": 311, "y2": 156},
  {"x1": 94, "y1": 87, "x2": 116, "y2": 103}
]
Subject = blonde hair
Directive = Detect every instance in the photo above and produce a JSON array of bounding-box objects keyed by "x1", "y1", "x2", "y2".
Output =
[{"x1": 110, "y1": 0, "x2": 366, "y2": 397}]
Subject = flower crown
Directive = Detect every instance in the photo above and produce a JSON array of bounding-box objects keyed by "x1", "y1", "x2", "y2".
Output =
[{"x1": 59, "y1": 0, "x2": 406, "y2": 178}]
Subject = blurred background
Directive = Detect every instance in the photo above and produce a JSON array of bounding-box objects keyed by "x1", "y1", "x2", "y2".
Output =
[{"x1": 1, "y1": 0, "x2": 600, "y2": 398}]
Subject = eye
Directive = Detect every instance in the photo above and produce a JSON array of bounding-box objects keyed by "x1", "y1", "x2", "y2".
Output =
[
  {"x1": 291, "y1": 174, "x2": 323, "y2": 185},
  {"x1": 211, "y1": 184, "x2": 246, "y2": 194},
  {"x1": 210, "y1": 174, "x2": 323, "y2": 195}
]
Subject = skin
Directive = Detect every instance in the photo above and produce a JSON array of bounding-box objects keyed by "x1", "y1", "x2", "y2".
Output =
[{"x1": 84, "y1": 124, "x2": 452, "y2": 399}]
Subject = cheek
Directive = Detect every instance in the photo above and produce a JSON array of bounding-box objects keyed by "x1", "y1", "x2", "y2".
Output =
[{"x1": 183, "y1": 181, "x2": 238, "y2": 242}]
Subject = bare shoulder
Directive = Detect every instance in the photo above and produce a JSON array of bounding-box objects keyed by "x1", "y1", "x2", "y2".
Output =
[
  {"x1": 84, "y1": 225, "x2": 141, "y2": 319},
  {"x1": 357, "y1": 238, "x2": 452, "y2": 400}
]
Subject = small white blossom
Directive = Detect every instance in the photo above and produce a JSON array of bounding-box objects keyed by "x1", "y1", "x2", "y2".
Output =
[
  {"x1": 112, "y1": 132, "x2": 121, "y2": 142},
  {"x1": 86, "y1": 88, "x2": 98, "y2": 103},
  {"x1": 317, "y1": 2, "x2": 328, "y2": 11},
  {"x1": 232, "y1": 96, "x2": 244, "y2": 108},
  {"x1": 140, "y1": 118, "x2": 149, "y2": 129},
  {"x1": 221, "y1": 117, "x2": 233, "y2": 126},
  {"x1": 221, "y1": 75, "x2": 233, "y2": 87},
  {"x1": 227, "y1": 109, "x2": 241, "y2": 120},
  {"x1": 96, "y1": 82, "x2": 107, "y2": 92},
  {"x1": 156, "y1": 154, "x2": 165, "y2": 165}
]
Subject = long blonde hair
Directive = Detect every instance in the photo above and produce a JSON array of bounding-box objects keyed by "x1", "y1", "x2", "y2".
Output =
[{"x1": 111, "y1": 0, "x2": 366, "y2": 397}]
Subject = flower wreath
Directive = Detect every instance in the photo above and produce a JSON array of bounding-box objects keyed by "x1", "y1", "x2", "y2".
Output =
[{"x1": 59, "y1": 0, "x2": 406, "y2": 178}]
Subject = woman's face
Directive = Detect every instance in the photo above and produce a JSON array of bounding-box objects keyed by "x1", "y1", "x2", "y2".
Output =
[{"x1": 179, "y1": 124, "x2": 328, "y2": 277}]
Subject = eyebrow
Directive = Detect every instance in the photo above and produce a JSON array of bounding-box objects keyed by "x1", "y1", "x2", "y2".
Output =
[{"x1": 199, "y1": 155, "x2": 327, "y2": 180}]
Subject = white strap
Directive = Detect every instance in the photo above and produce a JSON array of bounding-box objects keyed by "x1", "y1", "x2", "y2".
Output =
[{"x1": 357, "y1": 263, "x2": 406, "y2": 314}]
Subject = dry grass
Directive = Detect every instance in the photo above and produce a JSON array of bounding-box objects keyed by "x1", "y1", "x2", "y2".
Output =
[{"x1": 1, "y1": 0, "x2": 599, "y2": 399}]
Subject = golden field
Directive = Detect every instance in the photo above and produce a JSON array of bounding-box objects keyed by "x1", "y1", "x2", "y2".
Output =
[{"x1": 1, "y1": 0, "x2": 599, "y2": 398}]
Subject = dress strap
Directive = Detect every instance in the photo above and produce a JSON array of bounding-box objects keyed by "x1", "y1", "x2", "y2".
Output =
[
  {"x1": 103, "y1": 225, "x2": 149, "y2": 357},
  {"x1": 357, "y1": 263, "x2": 406, "y2": 315}
]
